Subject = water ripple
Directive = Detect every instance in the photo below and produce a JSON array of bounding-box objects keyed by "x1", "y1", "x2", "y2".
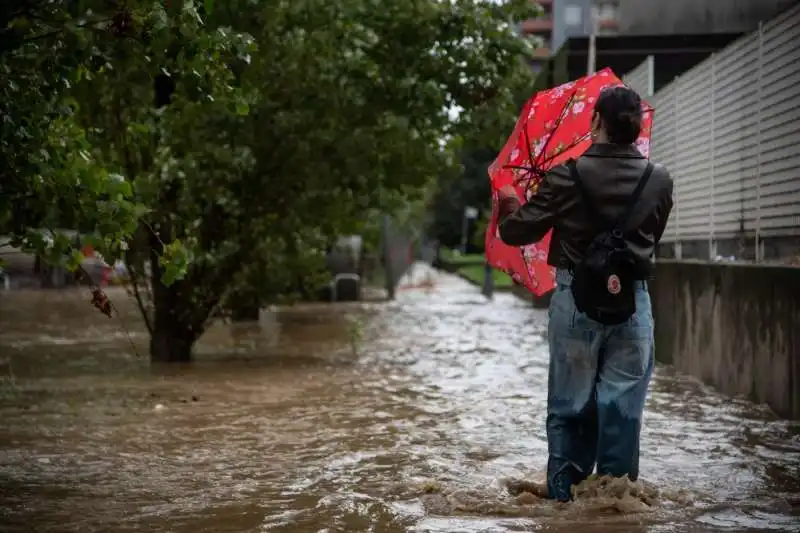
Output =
[{"x1": 0, "y1": 265, "x2": 797, "y2": 532}]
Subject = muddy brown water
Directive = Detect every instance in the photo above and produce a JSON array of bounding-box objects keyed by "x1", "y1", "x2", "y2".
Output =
[{"x1": 0, "y1": 264, "x2": 798, "y2": 533}]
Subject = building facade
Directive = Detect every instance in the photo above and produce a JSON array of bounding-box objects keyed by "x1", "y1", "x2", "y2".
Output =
[
  {"x1": 615, "y1": 0, "x2": 797, "y2": 35},
  {"x1": 520, "y1": 0, "x2": 794, "y2": 70},
  {"x1": 519, "y1": 0, "x2": 554, "y2": 71},
  {"x1": 520, "y1": 0, "x2": 621, "y2": 69}
]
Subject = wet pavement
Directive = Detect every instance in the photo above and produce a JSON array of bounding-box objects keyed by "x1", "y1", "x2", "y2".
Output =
[{"x1": 0, "y1": 264, "x2": 798, "y2": 532}]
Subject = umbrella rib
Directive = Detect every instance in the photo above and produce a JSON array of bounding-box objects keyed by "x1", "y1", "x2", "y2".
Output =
[
  {"x1": 501, "y1": 90, "x2": 580, "y2": 190},
  {"x1": 505, "y1": 90, "x2": 580, "y2": 190},
  {"x1": 510, "y1": 104, "x2": 545, "y2": 190},
  {"x1": 521, "y1": 109, "x2": 536, "y2": 184},
  {"x1": 534, "y1": 90, "x2": 577, "y2": 171},
  {"x1": 537, "y1": 132, "x2": 591, "y2": 168}
]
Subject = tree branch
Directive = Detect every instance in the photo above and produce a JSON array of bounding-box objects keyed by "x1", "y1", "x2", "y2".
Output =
[
  {"x1": 0, "y1": 16, "x2": 115, "y2": 55},
  {"x1": 125, "y1": 256, "x2": 153, "y2": 335}
]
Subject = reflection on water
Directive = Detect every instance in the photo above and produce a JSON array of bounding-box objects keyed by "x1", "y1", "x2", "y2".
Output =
[{"x1": 0, "y1": 264, "x2": 798, "y2": 533}]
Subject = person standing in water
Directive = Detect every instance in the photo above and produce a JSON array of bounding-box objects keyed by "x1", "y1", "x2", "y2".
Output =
[{"x1": 496, "y1": 86, "x2": 674, "y2": 501}]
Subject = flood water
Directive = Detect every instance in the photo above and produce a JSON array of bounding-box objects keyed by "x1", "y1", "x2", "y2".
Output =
[{"x1": 0, "y1": 264, "x2": 798, "y2": 533}]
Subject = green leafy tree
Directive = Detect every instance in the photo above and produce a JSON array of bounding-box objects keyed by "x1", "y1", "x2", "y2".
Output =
[
  {"x1": 426, "y1": 5, "x2": 543, "y2": 254},
  {"x1": 0, "y1": 1, "x2": 146, "y2": 268},
  {"x1": 2, "y1": 0, "x2": 537, "y2": 361}
]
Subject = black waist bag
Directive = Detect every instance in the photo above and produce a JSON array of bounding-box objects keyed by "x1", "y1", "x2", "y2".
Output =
[{"x1": 568, "y1": 159, "x2": 654, "y2": 325}]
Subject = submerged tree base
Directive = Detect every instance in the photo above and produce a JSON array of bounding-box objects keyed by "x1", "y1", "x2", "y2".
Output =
[
  {"x1": 230, "y1": 304, "x2": 260, "y2": 322},
  {"x1": 149, "y1": 331, "x2": 194, "y2": 362}
]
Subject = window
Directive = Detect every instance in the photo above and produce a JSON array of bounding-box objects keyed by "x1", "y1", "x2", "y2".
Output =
[
  {"x1": 598, "y1": 3, "x2": 617, "y2": 20},
  {"x1": 564, "y1": 5, "x2": 583, "y2": 27}
]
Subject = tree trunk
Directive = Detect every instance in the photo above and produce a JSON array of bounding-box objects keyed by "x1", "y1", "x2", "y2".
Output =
[
  {"x1": 149, "y1": 254, "x2": 200, "y2": 362},
  {"x1": 230, "y1": 303, "x2": 260, "y2": 321},
  {"x1": 150, "y1": 320, "x2": 194, "y2": 362}
]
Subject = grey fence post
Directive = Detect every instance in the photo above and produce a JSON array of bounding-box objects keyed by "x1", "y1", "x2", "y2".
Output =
[
  {"x1": 755, "y1": 21, "x2": 764, "y2": 262},
  {"x1": 381, "y1": 215, "x2": 395, "y2": 300},
  {"x1": 709, "y1": 53, "x2": 716, "y2": 260}
]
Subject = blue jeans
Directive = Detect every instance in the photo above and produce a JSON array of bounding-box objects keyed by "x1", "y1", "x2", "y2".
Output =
[{"x1": 546, "y1": 269, "x2": 655, "y2": 501}]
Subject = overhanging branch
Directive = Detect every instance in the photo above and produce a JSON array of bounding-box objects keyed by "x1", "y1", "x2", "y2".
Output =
[{"x1": 125, "y1": 258, "x2": 153, "y2": 335}]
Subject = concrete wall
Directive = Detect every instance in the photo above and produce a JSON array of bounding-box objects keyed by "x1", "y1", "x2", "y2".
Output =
[
  {"x1": 617, "y1": 0, "x2": 797, "y2": 35},
  {"x1": 650, "y1": 260, "x2": 800, "y2": 419}
]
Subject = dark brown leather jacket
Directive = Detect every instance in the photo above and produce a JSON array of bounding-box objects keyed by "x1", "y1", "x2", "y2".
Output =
[{"x1": 498, "y1": 143, "x2": 674, "y2": 270}]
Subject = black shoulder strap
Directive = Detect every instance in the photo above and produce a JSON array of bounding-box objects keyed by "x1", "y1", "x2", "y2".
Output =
[
  {"x1": 568, "y1": 159, "x2": 655, "y2": 231},
  {"x1": 618, "y1": 162, "x2": 655, "y2": 229},
  {"x1": 567, "y1": 159, "x2": 602, "y2": 222}
]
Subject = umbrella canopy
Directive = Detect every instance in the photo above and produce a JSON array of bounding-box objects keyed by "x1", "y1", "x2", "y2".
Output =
[{"x1": 485, "y1": 68, "x2": 654, "y2": 296}]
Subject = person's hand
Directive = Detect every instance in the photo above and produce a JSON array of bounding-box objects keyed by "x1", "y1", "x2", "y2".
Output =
[{"x1": 498, "y1": 185, "x2": 517, "y2": 199}]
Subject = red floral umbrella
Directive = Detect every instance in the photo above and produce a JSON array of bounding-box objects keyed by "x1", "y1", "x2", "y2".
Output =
[{"x1": 485, "y1": 67, "x2": 654, "y2": 296}]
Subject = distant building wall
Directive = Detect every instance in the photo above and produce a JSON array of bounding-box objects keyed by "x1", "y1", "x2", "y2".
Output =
[
  {"x1": 617, "y1": 0, "x2": 798, "y2": 35},
  {"x1": 552, "y1": 0, "x2": 592, "y2": 52},
  {"x1": 551, "y1": 0, "x2": 621, "y2": 54}
]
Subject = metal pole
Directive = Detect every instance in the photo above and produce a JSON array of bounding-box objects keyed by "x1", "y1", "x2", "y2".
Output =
[
  {"x1": 461, "y1": 206, "x2": 478, "y2": 254},
  {"x1": 646, "y1": 55, "x2": 655, "y2": 97},
  {"x1": 460, "y1": 212, "x2": 468, "y2": 254},
  {"x1": 481, "y1": 263, "x2": 494, "y2": 299},
  {"x1": 587, "y1": 3, "x2": 598, "y2": 75},
  {"x1": 381, "y1": 215, "x2": 395, "y2": 300},
  {"x1": 673, "y1": 75, "x2": 682, "y2": 260}
]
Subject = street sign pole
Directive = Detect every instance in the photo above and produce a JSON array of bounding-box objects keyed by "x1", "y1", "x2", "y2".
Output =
[
  {"x1": 461, "y1": 206, "x2": 479, "y2": 254},
  {"x1": 481, "y1": 262, "x2": 494, "y2": 299}
]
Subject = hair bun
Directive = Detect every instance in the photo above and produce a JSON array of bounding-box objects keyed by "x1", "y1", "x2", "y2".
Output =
[{"x1": 594, "y1": 86, "x2": 644, "y2": 144}]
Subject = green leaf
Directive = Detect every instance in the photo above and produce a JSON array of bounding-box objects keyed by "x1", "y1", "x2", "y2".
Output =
[
  {"x1": 235, "y1": 101, "x2": 249, "y2": 116},
  {"x1": 107, "y1": 175, "x2": 133, "y2": 198},
  {"x1": 159, "y1": 239, "x2": 191, "y2": 286},
  {"x1": 66, "y1": 250, "x2": 85, "y2": 271}
]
